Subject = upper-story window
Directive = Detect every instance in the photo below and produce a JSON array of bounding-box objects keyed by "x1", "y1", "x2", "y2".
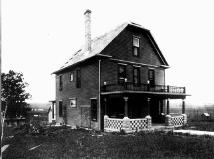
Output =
[
  {"x1": 133, "y1": 67, "x2": 140, "y2": 85},
  {"x1": 148, "y1": 69, "x2": 155, "y2": 85},
  {"x1": 118, "y1": 64, "x2": 126, "y2": 84},
  {"x1": 76, "y1": 69, "x2": 81, "y2": 88},
  {"x1": 133, "y1": 37, "x2": 140, "y2": 57},
  {"x1": 70, "y1": 73, "x2": 74, "y2": 82},
  {"x1": 59, "y1": 100, "x2": 63, "y2": 117},
  {"x1": 59, "y1": 75, "x2": 62, "y2": 91}
]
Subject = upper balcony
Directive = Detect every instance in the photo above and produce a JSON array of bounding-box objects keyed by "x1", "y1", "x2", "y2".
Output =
[{"x1": 101, "y1": 82, "x2": 187, "y2": 98}]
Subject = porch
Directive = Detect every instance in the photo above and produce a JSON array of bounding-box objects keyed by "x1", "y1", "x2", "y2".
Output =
[{"x1": 101, "y1": 83, "x2": 189, "y2": 133}]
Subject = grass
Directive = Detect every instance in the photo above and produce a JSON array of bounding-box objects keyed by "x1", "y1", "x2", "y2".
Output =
[{"x1": 2, "y1": 124, "x2": 214, "y2": 159}]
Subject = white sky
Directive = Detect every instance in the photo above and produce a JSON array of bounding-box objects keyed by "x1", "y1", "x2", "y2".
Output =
[{"x1": 2, "y1": 0, "x2": 214, "y2": 104}]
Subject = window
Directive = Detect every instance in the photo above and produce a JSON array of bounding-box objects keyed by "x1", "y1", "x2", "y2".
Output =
[
  {"x1": 133, "y1": 37, "x2": 140, "y2": 57},
  {"x1": 52, "y1": 104, "x2": 54, "y2": 119},
  {"x1": 148, "y1": 69, "x2": 155, "y2": 85},
  {"x1": 59, "y1": 101, "x2": 63, "y2": 117},
  {"x1": 70, "y1": 73, "x2": 74, "y2": 82},
  {"x1": 76, "y1": 69, "x2": 81, "y2": 88},
  {"x1": 69, "y1": 98, "x2": 76, "y2": 107},
  {"x1": 59, "y1": 75, "x2": 62, "y2": 91},
  {"x1": 91, "y1": 99, "x2": 97, "y2": 121},
  {"x1": 118, "y1": 65, "x2": 126, "y2": 84},
  {"x1": 133, "y1": 67, "x2": 140, "y2": 85}
]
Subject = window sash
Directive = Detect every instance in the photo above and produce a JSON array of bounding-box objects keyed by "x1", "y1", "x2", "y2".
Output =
[
  {"x1": 70, "y1": 99, "x2": 76, "y2": 107},
  {"x1": 133, "y1": 67, "x2": 140, "y2": 85},
  {"x1": 91, "y1": 99, "x2": 97, "y2": 121},
  {"x1": 70, "y1": 73, "x2": 74, "y2": 82},
  {"x1": 59, "y1": 75, "x2": 62, "y2": 91},
  {"x1": 76, "y1": 69, "x2": 81, "y2": 88},
  {"x1": 118, "y1": 65, "x2": 126, "y2": 84},
  {"x1": 133, "y1": 37, "x2": 139, "y2": 47},
  {"x1": 59, "y1": 101, "x2": 63, "y2": 117}
]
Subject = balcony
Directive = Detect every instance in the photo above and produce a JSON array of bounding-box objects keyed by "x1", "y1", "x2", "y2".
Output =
[{"x1": 102, "y1": 82, "x2": 186, "y2": 94}]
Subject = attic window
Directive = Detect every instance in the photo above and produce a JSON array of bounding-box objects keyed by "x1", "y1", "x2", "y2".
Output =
[{"x1": 133, "y1": 37, "x2": 140, "y2": 57}]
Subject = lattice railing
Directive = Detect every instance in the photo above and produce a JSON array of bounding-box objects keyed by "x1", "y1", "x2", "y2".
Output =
[
  {"x1": 106, "y1": 118, "x2": 123, "y2": 130},
  {"x1": 171, "y1": 116, "x2": 184, "y2": 126},
  {"x1": 130, "y1": 118, "x2": 148, "y2": 131}
]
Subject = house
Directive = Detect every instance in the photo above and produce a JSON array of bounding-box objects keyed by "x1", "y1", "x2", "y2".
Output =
[
  {"x1": 4, "y1": 117, "x2": 26, "y2": 127},
  {"x1": 52, "y1": 9, "x2": 190, "y2": 132}
]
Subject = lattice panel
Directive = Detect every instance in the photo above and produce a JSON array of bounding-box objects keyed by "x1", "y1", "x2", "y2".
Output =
[
  {"x1": 130, "y1": 119, "x2": 147, "y2": 131},
  {"x1": 106, "y1": 119, "x2": 123, "y2": 130},
  {"x1": 171, "y1": 116, "x2": 183, "y2": 126}
]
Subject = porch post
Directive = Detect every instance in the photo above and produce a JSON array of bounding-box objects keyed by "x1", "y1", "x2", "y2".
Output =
[
  {"x1": 165, "y1": 98, "x2": 172, "y2": 126},
  {"x1": 104, "y1": 98, "x2": 107, "y2": 116},
  {"x1": 104, "y1": 98, "x2": 109, "y2": 130},
  {"x1": 182, "y1": 99, "x2": 187, "y2": 125},
  {"x1": 166, "y1": 98, "x2": 170, "y2": 115},
  {"x1": 147, "y1": 98, "x2": 150, "y2": 116},
  {"x1": 182, "y1": 99, "x2": 185, "y2": 114},
  {"x1": 122, "y1": 97, "x2": 131, "y2": 133},
  {"x1": 145, "y1": 98, "x2": 152, "y2": 128},
  {"x1": 124, "y1": 97, "x2": 129, "y2": 117}
]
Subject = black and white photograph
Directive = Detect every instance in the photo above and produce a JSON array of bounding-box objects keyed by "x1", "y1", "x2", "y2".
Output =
[{"x1": 1, "y1": 0, "x2": 214, "y2": 158}]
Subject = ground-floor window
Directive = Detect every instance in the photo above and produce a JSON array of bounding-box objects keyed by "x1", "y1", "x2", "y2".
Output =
[
  {"x1": 91, "y1": 99, "x2": 97, "y2": 121},
  {"x1": 59, "y1": 101, "x2": 63, "y2": 117}
]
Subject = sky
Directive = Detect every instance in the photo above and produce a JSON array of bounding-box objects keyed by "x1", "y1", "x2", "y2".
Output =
[{"x1": 2, "y1": 0, "x2": 214, "y2": 105}]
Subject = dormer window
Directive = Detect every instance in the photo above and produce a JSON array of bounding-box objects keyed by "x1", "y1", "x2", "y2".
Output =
[{"x1": 133, "y1": 37, "x2": 140, "y2": 57}]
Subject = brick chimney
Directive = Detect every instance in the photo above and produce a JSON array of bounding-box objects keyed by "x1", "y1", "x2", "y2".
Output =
[{"x1": 84, "y1": 9, "x2": 92, "y2": 52}]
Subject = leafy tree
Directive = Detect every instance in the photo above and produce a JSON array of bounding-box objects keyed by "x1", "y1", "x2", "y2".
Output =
[{"x1": 1, "y1": 70, "x2": 32, "y2": 118}]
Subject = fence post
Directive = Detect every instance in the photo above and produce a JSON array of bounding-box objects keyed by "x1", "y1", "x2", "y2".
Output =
[{"x1": 167, "y1": 85, "x2": 170, "y2": 92}]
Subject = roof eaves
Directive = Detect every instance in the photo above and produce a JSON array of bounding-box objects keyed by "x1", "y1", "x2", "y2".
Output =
[{"x1": 146, "y1": 31, "x2": 169, "y2": 66}]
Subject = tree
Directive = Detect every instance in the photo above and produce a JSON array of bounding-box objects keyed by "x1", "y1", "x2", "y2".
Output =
[{"x1": 1, "y1": 70, "x2": 32, "y2": 118}]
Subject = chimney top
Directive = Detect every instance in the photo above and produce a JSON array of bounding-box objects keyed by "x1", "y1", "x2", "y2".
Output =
[{"x1": 84, "y1": 9, "x2": 92, "y2": 15}]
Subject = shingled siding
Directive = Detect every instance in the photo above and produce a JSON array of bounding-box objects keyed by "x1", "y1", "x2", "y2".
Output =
[
  {"x1": 101, "y1": 26, "x2": 163, "y2": 66},
  {"x1": 55, "y1": 60, "x2": 99, "y2": 130}
]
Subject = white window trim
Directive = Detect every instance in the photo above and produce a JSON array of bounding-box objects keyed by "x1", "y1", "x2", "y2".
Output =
[{"x1": 69, "y1": 97, "x2": 77, "y2": 108}]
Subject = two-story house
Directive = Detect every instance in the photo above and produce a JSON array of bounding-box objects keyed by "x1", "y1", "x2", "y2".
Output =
[{"x1": 51, "y1": 10, "x2": 190, "y2": 132}]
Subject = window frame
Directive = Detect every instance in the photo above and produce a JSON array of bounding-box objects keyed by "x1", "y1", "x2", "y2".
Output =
[
  {"x1": 132, "y1": 36, "x2": 140, "y2": 57},
  {"x1": 133, "y1": 67, "x2": 140, "y2": 86},
  {"x1": 118, "y1": 64, "x2": 126, "y2": 84},
  {"x1": 91, "y1": 99, "x2": 97, "y2": 121},
  {"x1": 148, "y1": 69, "x2": 155, "y2": 85},
  {"x1": 59, "y1": 74, "x2": 62, "y2": 91},
  {"x1": 69, "y1": 98, "x2": 77, "y2": 108},
  {"x1": 70, "y1": 73, "x2": 74, "y2": 82},
  {"x1": 59, "y1": 100, "x2": 63, "y2": 117},
  {"x1": 76, "y1": 69, "x2": 81, "y2": 88}
]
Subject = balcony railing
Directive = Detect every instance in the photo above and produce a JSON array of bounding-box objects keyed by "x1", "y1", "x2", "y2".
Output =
[{"x1": 102, "y1": 82, "x2": 185, "y2": 94}]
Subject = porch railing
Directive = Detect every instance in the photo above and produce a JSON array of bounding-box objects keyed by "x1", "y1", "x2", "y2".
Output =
[
  {"x1": 170, "y1": 115, "x2": 184, "y2": 127},
  {"x1": 130, "y1": 118, "x2": 148, "y2": 131},
  {"x1": 104, "y1": 116, "x2": 150, "y2": 132},
  {"x1": 105, "y1": 118, "x2": 123, "y2": 131},
  {"x1": 102, "y1": 82, "x2": 185, "y2": 94}
]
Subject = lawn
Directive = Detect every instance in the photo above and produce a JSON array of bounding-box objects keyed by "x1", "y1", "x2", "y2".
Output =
[{"x1": 2, "y1": 123, "x2": 214, "y2": 159}]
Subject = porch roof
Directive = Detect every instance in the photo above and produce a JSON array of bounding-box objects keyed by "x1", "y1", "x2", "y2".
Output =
[{"x1": 101, "y1": 90, "x2": 191, "y2": 99}]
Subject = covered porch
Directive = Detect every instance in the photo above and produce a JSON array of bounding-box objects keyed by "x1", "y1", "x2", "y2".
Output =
[{"x1": 101, "y1": 90, "x2": 189, "y2": 133}]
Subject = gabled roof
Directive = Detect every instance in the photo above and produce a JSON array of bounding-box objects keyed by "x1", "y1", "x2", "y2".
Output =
[{"x1": 52, "y1": 21, "x2": 169, "y2": 74}]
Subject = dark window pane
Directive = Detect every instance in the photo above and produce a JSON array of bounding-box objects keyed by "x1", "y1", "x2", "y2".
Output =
[
  {"x1": 76, "y1": 69, "x2": 81, "y2": 88},
  {"x1": 91, "y1": 99, "x2": 97, "y2": 121},
  {"x1": 59, "y1": 101, "x2": 63, "y2": 117}
]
